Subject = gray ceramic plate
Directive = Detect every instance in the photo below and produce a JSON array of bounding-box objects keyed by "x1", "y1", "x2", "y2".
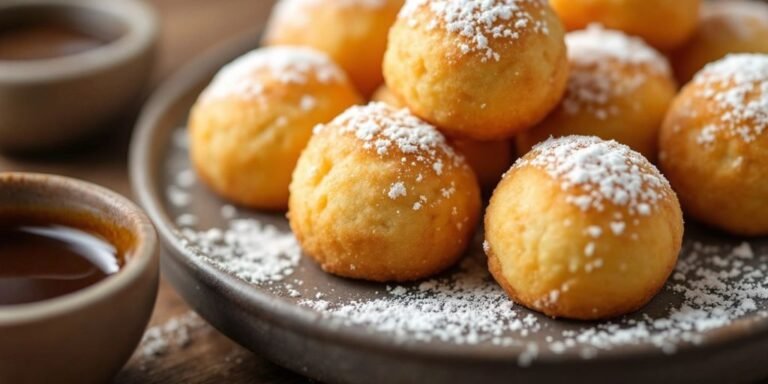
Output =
[{"x1": 130, "y1": 33, "x2": 768, "y2": 384}]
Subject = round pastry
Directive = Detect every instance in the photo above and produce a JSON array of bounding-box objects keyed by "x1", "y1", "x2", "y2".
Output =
[
  {"x1": 189, "y1": 47, "x2": 362, "y2": 209},
  {"x1": 671, "y1": 1, "x2": 768, "y2": 84},
  {"x1": 659, "y1": 53, "x2": 768, "y2": 236},
  {"x1": 383, "y1": 0, "x2": 568, "y2": 140},
  {"x1": 263, "y1": 0, "x2": 404, "y2": 97},
  {"x1": 485, "y1": 136, "x2": 683, "y2": 320},
  {"x1": 517, "y1": 26, "x2": 677, "y2": 161},
  {"x1": 372, "y1": 85, "x2": 514, "y2": 190},
  {"x1": 289, "y1": 102, "x2": 481, "y2": 282},
  {"x1": 549, "y1": 0, "x2": 700, "y2": 51}
]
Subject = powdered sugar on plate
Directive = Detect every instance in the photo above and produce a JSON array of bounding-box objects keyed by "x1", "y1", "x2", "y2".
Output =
[
  {"x1": 561, "y1": 25, "x2": 672, "y2": 119},
  {"x1": 163, "y1": 126, "x2": 768, "y2": 367},
  {"x1": 692, "y1": 53, "x2": 768, "y2": 143},
  {"x1": 399, "y1": 0, "x2": 550, "y2": 62},
  {"x1": 199, "y1": 46, "x2": 347, "y2": 103}
]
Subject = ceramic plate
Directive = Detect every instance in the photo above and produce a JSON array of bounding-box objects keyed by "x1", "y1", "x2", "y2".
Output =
[{"x1": 130, "y1": 33, "x2": 768, "y2": 384}]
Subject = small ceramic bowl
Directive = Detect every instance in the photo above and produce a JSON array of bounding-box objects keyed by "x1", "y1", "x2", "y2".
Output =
[
  {"x1": 0, "y1": 173, "x2": 159, "y2": 384},
  {"x1": 0, "y1": 0, "x2": 157, "y2": 152}
]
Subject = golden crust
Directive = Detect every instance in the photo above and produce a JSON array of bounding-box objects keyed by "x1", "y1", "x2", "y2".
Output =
[
  {"x1": 383, "y1": 0, "x2": 568, "y2": 140},
  {"x1": 671, "y1": 1, "x2": 768, "y2": 84},
  {"x1": 189, "y1": 48, "x2": 362, "y2": 209},
  {"x1": 517, "y1": 28, "x2": 677, "y2": 161},
  {"x1": 659, "y1": 56, "x2": 768, "y2": 235},
  {"x1": 288, "y1": 103, "x2": 481, "y2": 282},
  {"x1": 550, "y1": 0, "x2": 700, "y2": 51},
  {"x1": 263, "y1": 0, "x2": 404, "y2": 97},
  {"x1": 485, "y1": 137, "x2": 683, "y2": 320}
]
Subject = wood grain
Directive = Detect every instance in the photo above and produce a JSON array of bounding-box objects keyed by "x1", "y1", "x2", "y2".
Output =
[{"x1": 0, "y1": 0, "x2": 309, "y2": 382}]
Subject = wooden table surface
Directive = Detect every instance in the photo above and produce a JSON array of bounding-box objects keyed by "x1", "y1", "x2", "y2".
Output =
[{"x1": 0, "y1": 1, "x2": 308, "y2": 382}]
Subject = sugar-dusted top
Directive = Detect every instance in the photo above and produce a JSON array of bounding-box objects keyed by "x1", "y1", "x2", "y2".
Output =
[
  {"x1": 516, "y1": 136, "x2": 671, "y2": 216},
  {"x1": 398, "y1": 0, "x2": 550, "y2": 62},
  {"x1": 566, "y1": 25, "x2": 670, "y2": 75},
  {"x1": 560, "y1": 25, "x2": 671, "y2": 119},
  {"x1": 317, "y1": 102, "x2": 460, "y2": 168},
  {"x1": 692, "y1": 53, "x2": 768, "y2": 143},
  {"x1": 199, "y1": 46, "x2": 347, "y2": 103},
  {"x1": 704, "y1": 1, "x2": 768, "y2": 32}
]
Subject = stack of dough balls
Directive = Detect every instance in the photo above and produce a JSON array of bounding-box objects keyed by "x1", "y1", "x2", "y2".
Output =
[
  {"x1": 549, "y1": 0, "x2": 700, "y2": 51},
  {"x1": 485, "y1": 136, "x2": 683, "y2": 320},
  {"x1": 289, "y1": 102, "x2": 481, "y2": 282},
  {"x1": 189, "y1": 46, "x2": 362, "y2": 209},
  {"x1": 517, "y1": 26, "x2": 677, "y2": 161},
  {"x1": 263, "y1": 0, "x2": 404, "y2": 96},
  {"x1": 660, "y1": 53, "x2": 768, "y2": 236},
  {"x1": 383, "y1": 0, "x2": 568, "y2": 140},
  {"x1": 372, "y1": 85, "x2": 513, "y2": 191},
  {"x1": 671, "y1": 0, "x2": 768, "y2": 84}
]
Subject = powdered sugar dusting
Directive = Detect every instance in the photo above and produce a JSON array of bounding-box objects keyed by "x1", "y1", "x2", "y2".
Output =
[
  {"x1": 703, "y1": 1, "x2": 768, "y2": 40},
  {"x1": 178, "y1": 220, "x2": 301, "y2": 284},
  {"x1": 519, "y1": 136, "x2": 672, "y2": 215},
  {"x1": 515, "y1": 136, "x2": 672, "y2": 256},
  {"x1": 315, "y1": 102, "x2": 464, "y2": 201},
  {"x1": 399, "y1": 0, "x2": 550, "y2": 62},
  {"x1": 562, "y1": 25, "x2": 671, "y2": 119},
  {"x1": 199, "y1": 46, "x2": 346, "y2": 103},
  {"x1": 691, "y1": 53, "x2": 768, "y2": 143}
]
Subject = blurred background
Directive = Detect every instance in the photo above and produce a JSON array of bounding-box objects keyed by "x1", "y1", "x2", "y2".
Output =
[{"x1": 0, "y1": 1, "x2": 308, "y2": 383}]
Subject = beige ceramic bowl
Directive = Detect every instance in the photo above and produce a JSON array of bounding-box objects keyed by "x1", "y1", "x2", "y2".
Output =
[
  {"x1": 0, "y1": 173, "x2": 159, "y2": 384},
  {"x1": 0, "y1": 0, "x2": 157, "y2": 152}
]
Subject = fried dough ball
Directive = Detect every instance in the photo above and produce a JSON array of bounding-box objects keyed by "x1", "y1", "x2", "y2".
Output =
[
  {"x1": 671, "y1": 1, "x2": 768, "y2": 84},
  {"x1": 263, "y1": 0, "x2": 404, "y2": 97},
  {"x1": 289, "y1": 102, "x2": 481, "y2": 282},
  {"x1": 517, "y1": 26, "x2": 677, "y2": 161},
  {"x1": 372, "y1": 85, "x2": 514, "y2": 190},
  {"x1": 189, "y1": 47, "x2": 362, "y2": 209},
  {"x1": 549, "y1": 0, "x2": 700, "y2": 51},
  {"x1": 383, "y1": 0, "x2": 568, "y2": 140},
  {"x1": 659, "y1": 54, "x2": 768, "y2": 236},
  {"x1": 485, "y1": 136, "x2": 683, "y2": 320}
]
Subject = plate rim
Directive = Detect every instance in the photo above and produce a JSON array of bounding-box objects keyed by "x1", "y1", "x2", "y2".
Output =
[{"x1": 128, "y1": 31, "x2": 768, "y2": 368}]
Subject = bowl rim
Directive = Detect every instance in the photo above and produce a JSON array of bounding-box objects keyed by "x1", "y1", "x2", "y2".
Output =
[
  {"x1": 0, "y1": 0, "x2": 157, "y2": 84},
  {"x1": 0, "y1": 172, "x2": 158, "y2": 325}
]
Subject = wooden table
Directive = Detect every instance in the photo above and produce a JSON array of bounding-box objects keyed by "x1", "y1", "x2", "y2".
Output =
[{"x1": 0, "y1": 1, "x2": 307, "y2": 382}]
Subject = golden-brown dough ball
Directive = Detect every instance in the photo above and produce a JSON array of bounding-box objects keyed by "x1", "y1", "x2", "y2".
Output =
[
  {"x1": 671, "y1": 1, "x2": 768, "y2": 84},
  {"x1": 189, "y1": 47, "x2": 362, "y2": 210},
  {"x1": 372, "y1": 85, "x2": 514, "y2": 190},
  {"x1": 549, "y1": 0, "x2": 700, "y2": 51},
  {"x1": 289, "y1": 102, "x2": 481, "y2": 282},
  {"x1": 659, "y1": 54, "x2": 768, "y2": 236},
  {"x1": 485, "y1": 136, "x2": 683, "y2": 320},
  {"x1": 517, "y1": 26, "x2": 677, "y2": 161},
  {"x1": 383, "y1": 0, "x2": 568, "y2": 140},
  {"x1": 263, "y1": 0, "x2": 404, "y2": 97}
]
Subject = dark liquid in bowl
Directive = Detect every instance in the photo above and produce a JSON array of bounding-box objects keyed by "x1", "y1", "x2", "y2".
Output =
[
  {"x1": 0, "y1": 218, "x2": 124, "y2": 306},
  {"x1": 0, "y1": 21, "x2": 107, "y2": 61}
]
